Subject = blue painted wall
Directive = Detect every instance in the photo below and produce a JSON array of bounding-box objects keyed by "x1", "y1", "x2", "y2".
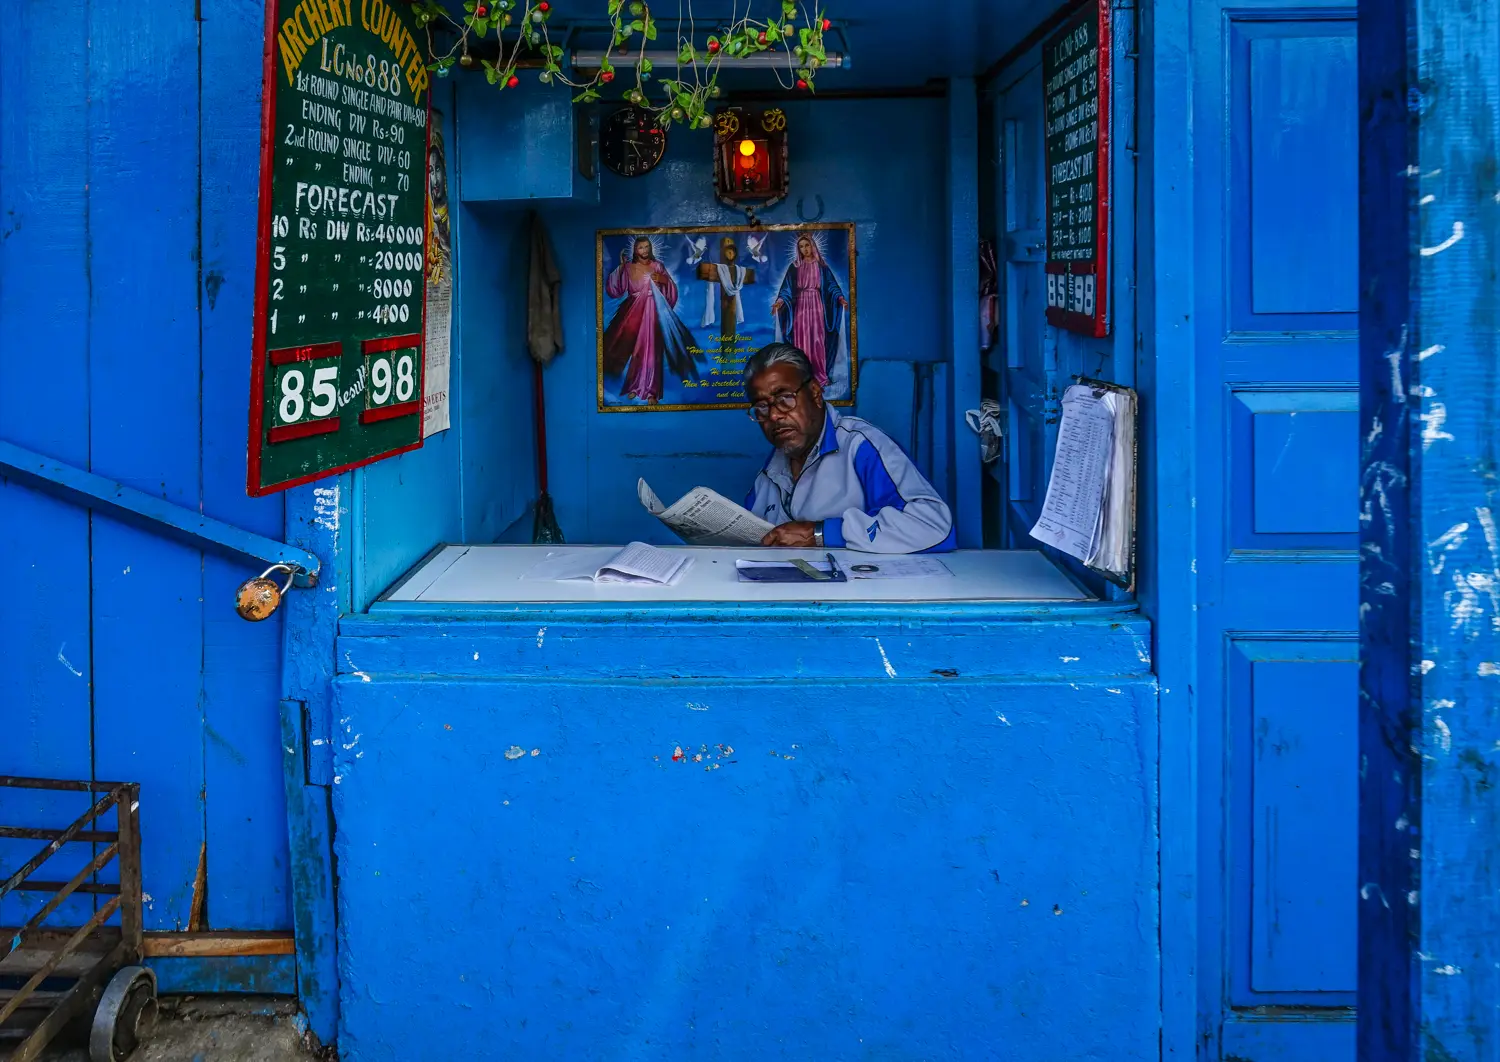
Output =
[
  {"x1": 331, "y1": 607, "x2": 1160, "y2": 1060},
  {"x1": 0, "y1": 0, "x2": 292, "y2": 934},
  {"x1": 452, "y1": 92, "x2": 958, "y2": 548},
  {"x1": 1359, "y1": 1, "x2": 1500, "y2": 1059},
  {"x1": 353, "y1": 90, "x2": 540, "y2": 609}
]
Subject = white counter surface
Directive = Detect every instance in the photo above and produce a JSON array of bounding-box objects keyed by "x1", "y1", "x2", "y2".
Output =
[{"x1": 381, "y1": 546, "x2": 1090, "y2": 604}]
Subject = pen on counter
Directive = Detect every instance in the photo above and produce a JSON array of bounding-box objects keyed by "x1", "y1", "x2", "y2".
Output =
[{"x1": 825, "y1": 552, "x2": 844, "y2": 581}]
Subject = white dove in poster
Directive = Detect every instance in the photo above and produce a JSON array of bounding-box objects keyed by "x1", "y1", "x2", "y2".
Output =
[
  {"x1": 683, "y1": 236, "x2": 707, "y2": 265},
  {"x1": 745, "y1": 232, "x2": 768, "y2": 263}
]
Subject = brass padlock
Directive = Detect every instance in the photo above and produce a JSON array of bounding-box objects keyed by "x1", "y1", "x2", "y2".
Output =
[{"x1": 235, "y1": 564, "x2": 297, "y2": 622}]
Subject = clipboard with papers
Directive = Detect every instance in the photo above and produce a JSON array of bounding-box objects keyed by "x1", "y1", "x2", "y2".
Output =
[{"x1": 1028, "y1": 378, "x2": 1138, "y2": 589}]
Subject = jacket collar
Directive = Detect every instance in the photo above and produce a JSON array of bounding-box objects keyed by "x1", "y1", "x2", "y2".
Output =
[{"x1": 817, "y1": 405, "x2": 842, "y2": 457}]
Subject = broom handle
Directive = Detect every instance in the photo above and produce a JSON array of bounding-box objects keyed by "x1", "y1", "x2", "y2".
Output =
[{"x1": 533, "y1": 360, "x2": 549, "y2": 496}]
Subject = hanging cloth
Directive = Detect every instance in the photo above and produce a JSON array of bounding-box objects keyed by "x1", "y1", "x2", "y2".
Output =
[
  {"x1": 527, "y1": 210, "x2": 563, "y2": 366},
  {"x1": 701, "y1": 263, "x2": 747, "y2": 329}
]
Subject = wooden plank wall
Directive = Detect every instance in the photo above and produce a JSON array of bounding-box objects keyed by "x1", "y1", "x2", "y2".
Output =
[{"x1": 0, "y1": 0, "x2": 292, "y2": 937}]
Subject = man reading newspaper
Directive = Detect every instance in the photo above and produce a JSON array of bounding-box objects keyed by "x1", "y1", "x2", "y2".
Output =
[{"x1": 740, "y1": 343, "x2": 955, "y2": 554}]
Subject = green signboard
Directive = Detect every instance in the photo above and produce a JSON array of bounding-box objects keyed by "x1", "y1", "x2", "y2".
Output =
[{"x1": 248, "y1": 0, "x2": 431, "y2": 495}]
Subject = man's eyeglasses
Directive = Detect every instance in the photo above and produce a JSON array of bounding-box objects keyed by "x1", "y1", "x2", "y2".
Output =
[{"x1": 747, "y1": 381, "x2": 809, "y2": 421}]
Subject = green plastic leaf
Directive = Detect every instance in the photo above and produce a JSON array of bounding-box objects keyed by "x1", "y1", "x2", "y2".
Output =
[
  {"x1": 630, "y1": 19, "x2": 643, "y2": 30},
  {"x1": 640, "y1": 58, "x2": 653, "y2": 73},
  {"x1": 573, "y1": 87, "x2": 601, "y2": 102}
]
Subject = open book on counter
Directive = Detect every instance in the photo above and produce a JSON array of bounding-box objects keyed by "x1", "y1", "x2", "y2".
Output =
[
  {"x1": 520, "y1": 542, "x2": 693, "y2": 586},
  {"x1": 638, "y1": 479, "x2": 773, "y2": 547}
]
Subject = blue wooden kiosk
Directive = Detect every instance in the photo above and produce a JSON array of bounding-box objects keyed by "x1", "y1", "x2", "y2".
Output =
[{"x1": 3, "y1": 0, "x2": 1497, "y2": 1059}]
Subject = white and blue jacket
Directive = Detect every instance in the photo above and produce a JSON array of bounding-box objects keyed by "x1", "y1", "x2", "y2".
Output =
[{"x1": 745, "y1": 407, "x2": 957, "y2": 554}]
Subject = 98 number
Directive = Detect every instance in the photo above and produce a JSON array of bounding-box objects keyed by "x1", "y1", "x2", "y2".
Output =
[{"x1": 368, "y1": 350, "x2": 417, "y2": 408}]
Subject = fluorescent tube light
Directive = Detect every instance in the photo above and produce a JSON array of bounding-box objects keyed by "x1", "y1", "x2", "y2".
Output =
[{"x1": 570, "y1": 50, "x2": 848, "y2": 70}]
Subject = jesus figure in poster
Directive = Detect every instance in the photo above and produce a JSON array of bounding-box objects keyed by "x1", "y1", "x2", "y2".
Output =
[
  {"x1": 600, "y1": 236, "x2": 700, "y2": 403},
  {"x1": 772, "y1": 232, "x2": 848, "y2": 388}
]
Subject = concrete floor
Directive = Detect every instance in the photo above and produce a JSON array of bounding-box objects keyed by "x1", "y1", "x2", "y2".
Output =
[{"x1": 37, "y1": 997, "x2": 325, "y2": 1062}]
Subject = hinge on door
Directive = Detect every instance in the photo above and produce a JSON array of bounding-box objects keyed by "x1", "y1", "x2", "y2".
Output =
[{"x1": 302, "y1": 700, "x2": 334, "y2": 788}]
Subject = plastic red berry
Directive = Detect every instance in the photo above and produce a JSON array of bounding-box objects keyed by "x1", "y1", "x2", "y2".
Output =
[
  {"x1": 796, "y1": 78, "x2": 808, "y2": 89},
  {"x1": 758, "y1": 32, "x2": 767, "y2": 43},
  {"x1": 822, "y1": 17, "x2": 831, "y2": 30},
  {"x1": 475, "y1": 4, "x2": 487, "y2": 15},
  {"x1": 538, "y1": 1, "x2": 550, "y2": 9},
  {"x1": 601, "y1": 70, "x2": 615, "y2": 82},
  {"x1": 507, "y1": 74, "x2": 520, "y2": 87},
  {"x1": 707, "y1": 39, "x2": 721, "y2": 53}
]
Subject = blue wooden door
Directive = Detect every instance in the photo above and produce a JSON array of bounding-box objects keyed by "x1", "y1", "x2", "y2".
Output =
[{"x1": 1192, "y1": 4, "x2": 1360, "y2": 1058}]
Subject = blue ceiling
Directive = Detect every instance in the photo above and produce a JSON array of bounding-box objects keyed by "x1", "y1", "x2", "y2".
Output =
[{"x1": 441, "y1": 0, "x2": 1065, "y2": 87}]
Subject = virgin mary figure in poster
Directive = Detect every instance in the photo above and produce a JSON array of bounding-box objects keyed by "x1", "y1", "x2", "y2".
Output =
[
  {"x1": 772, "y1": 231, "x2": 849, "y2": 391},
  {"x1": 600, "y1": 235, "x2": 702, "y2": 403}
]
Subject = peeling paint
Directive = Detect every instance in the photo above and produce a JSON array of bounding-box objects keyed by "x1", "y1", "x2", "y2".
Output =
[
  {"x1": 505, "y1": 746, "x2": 525, "y2": 760},
  {"x1": 1420, "y1": 219, "x2": 1464, "y2": 254},
  {"x1": 313, "y1": 485, "x2": 340, "y2": 530},
  {"x1": 56, "y1": 644, "x2": 82, "y2": 678},
  {"x1": 874, "y1": 638, "x2": 898, "y2": 678},
  {"x1": 536, "y1": 627, "x2": 547, "y2": 648},
  {"x1": 1421, "y1": 402, "x2": 1456, "y2": 449},
  {"x1": 1432, "y1": 716, "x2": 1453, "y2": 753}
]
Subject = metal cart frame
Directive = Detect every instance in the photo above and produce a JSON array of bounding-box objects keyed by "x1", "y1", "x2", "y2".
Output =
[{"x1": 0, "y1": 776, "x2": 154, "y2": 1062}]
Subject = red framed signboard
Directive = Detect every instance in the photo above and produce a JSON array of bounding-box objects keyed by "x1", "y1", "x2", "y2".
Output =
[
  {"x1": 1043, "y1": 0, "x2": 1111, "y2": 337},
  {"x1": 247, "y1": 0, "x2": 433, "y2": 495}
]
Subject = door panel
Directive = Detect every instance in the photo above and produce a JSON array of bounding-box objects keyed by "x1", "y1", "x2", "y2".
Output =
[{"x1": 1195, "y1": 3, "x2": 1359, "y2": 1058}]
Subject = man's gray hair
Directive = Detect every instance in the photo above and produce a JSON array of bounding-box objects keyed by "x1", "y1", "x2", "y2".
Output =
[{"x1": 743, "y1": 343, "x2": 813, "y2": 387}]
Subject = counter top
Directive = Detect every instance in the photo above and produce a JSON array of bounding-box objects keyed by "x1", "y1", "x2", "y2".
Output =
[{"x1": 379, "y1": 545, "x2": 1091, "y2": 604}]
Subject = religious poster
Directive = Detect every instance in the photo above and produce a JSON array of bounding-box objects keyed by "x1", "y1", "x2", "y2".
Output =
[
  {"x1": 422, "y1": 113, "x2": 452, "y2": 438},
  {"x1": 595, "y1": 223, "x2": 857, "y2": 413}
]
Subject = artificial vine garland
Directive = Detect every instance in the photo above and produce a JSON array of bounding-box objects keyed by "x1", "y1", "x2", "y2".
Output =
[{"x1": 408, "y1": 0, "x2": 832, "y2": 130}]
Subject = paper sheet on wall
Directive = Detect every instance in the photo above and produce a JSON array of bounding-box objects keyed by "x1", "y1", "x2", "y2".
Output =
[
  {"x1": 422, "y1": 277, "x2": 451, "y2": 437},
  {"x1": 422, "y1": 111, "x2": 452, "y2": 438},
  {"x1": 1030, "y1": 385, "x2": 1116, "y2": 563},
  {"x1": 638, "y1": 479, "x2": 774, "y2": 546}
]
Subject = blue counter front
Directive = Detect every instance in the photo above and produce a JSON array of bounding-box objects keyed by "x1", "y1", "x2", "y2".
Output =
[{"x1": 330, "y1": 549, "x2": 1160, "y2": 1061}]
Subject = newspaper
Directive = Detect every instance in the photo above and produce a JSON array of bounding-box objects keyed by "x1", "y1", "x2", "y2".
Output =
[
  {"x1": 422, "y1": 277, "x2": 451, "y2": 437},
  {"x1": 638, "y1": 479, "x2": 774, "y2": 546}
]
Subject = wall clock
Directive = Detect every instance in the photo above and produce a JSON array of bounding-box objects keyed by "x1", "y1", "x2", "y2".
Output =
[{"x1": 600, "y1": 106, "x2": 668, "y2": 178}]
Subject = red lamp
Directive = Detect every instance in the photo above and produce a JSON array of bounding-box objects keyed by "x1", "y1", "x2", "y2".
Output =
[{"x1": 712, "y1": 107, "x2": 789, "y2": 209}]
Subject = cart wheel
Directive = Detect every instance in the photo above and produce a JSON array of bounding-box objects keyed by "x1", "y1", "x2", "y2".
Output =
[{"x1": 89, "y1": 966, "x2": 158, "y2": 1062}]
